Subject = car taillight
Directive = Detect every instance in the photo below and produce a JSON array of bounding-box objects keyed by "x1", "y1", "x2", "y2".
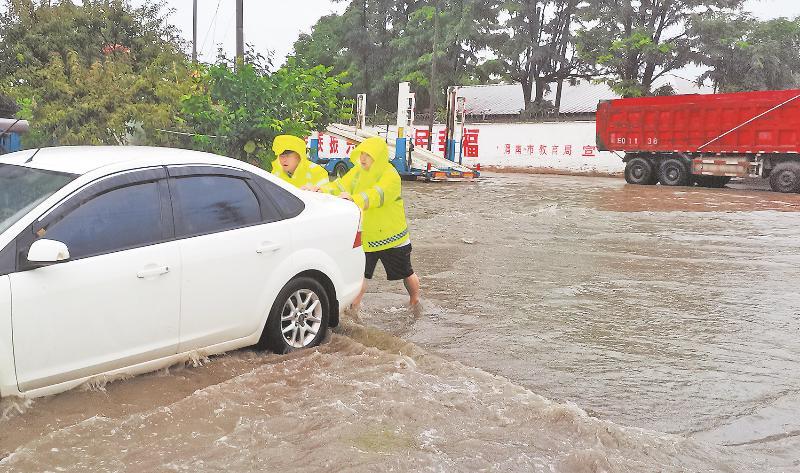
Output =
[{"x1": 353, "y1": 215, "x2": 362, "y2": 248}]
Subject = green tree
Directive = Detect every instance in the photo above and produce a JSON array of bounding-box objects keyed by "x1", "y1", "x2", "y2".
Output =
[
  {"x1": 291, "y1": 0, "x2": 500, "y2": 113},
  {"x1": 0, "y1": 92, "x2": 17, "y2": 117},
  {"x1": 180, "y1": 56, "x2": 352, "y2": 168},
  {"x1": 392, "y1": 0, "x2": 501, "y2": 114},
  {"x1": 486, "y1": 0, "x2": 582, "y2": 111},
  {"x1": 0, "y1": 0, "x2": 184, "y2": 77},
  {"x1": 5, "y1": 49, "x2": 191, "y2": 147},
  {"x1": 577, "y1": 0, "x2": 744, "y2": 97},
  {"x1": 1, "y1": 0, "x2": 190, "y2": 147},
  {"x1": 693, "y1": 14, "x2": 800, "y2": 92}
]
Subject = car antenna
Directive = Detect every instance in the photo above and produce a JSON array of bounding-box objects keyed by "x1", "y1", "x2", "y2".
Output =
[{"x1": 24, "y1": 148, "x2": 42, "y2": 164}]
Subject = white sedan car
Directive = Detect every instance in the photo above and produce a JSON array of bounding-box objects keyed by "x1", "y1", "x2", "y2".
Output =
[{"x1": 0, "y1": 146, "x2": 364, "y2": 399}]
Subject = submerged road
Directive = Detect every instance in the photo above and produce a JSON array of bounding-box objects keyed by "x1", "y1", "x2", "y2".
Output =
[{"x1": 2, "y1": 173, "x2": 798, "y2": 471}]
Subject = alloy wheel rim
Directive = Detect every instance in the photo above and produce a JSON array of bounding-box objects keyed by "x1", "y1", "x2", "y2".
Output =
[{"x1": 281, "y1": 289, "x2": 322, "y2": 348}]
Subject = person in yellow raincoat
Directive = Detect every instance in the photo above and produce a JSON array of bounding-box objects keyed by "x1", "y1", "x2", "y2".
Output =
[
  {"x1": 315, "y1": 137, "x2": 420, "y2": 308},
  {"x1": 271, "y1": 135, "x2": 329, "y2": 189}
]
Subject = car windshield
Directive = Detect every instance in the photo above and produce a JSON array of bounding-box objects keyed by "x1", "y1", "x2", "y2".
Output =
[{"x1": 0, "y1": 163, "x2": 77, "y2": 235}]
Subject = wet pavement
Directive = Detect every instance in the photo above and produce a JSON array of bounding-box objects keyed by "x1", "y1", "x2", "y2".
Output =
[{"x1": 2, "y1": 173, "x2": 799, "y2": 472}]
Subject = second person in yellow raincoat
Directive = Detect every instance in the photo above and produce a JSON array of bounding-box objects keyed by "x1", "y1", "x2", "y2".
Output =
[
  {"x1": 316, "y1": 137, "x2": 420, "y2": 308},
  {"x1": 271, "y1": 135, "x2": 330, "y2": 189}
]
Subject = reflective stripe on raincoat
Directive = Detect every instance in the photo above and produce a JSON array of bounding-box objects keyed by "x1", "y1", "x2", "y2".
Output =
[
  {"x1": 271, "y1": 135, "x2": 330, "y2": 188},
  {"x1": 320, "y1": 137, "x2": 410, "y2": 253}
]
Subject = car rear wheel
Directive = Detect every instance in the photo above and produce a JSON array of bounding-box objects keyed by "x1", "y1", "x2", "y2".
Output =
[
  {"x1": 258, "y1": 277, "x2": 330, "y2": 353},
  {"x1": 769, "y1": 162, "x2": 800, "y2": 193},
  {"x1": 624, "y1": 157, "x2": 657, "y2": 185}
]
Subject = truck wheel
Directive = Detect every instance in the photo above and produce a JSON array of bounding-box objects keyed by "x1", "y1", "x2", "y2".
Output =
[
  {"x1": 769, "y1": 162, "x2": 800, "y2": 193},
  {"x1": 624, "y1": 157, "x2": 657, "y2": 185},
  {"x1": 333, "y1": 162, "x2": 349, "y2": 179},
  {"x1": 658, "y1": 158, "x2": 690, "y2": 186}
]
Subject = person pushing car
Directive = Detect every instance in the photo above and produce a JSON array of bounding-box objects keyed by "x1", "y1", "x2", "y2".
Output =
[
  {"x1": 312, "y1": 137, "x2": 420, "y2": 308},
  {"x1": 271, "y1": 134, "x2": 329, "y2": 189}
]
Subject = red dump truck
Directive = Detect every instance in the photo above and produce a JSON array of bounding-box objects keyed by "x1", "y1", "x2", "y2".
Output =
[{"x1": 596, "y1": 89, "x2": 800, "y2": 193}]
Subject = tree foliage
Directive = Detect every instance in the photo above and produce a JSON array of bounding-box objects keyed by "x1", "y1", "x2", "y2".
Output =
[
  {"x1": 180, "y1": 56, "x2": 352, "y2": 168},
  {"x1": 0, "y1": 0, "x2": 352, "y2": 164},
  {"x1": 693, "y1": 14, "x2": 800, "y2": 92},
  {"x1": 0, "y1": 0, "x2": 184, "y2": 77},
  {"x1": 485, "y1": 0, "x2": 582, "y2": 110},
  {"x1": 291, "y1": 0, "x2": 500, "y2": 112},
  {"x1": 6, "y1": 49, "x2": 191, "y2": 147},
  {"x1": 1, "y1": 0, "x2": 190, "y2": 147},
  {"x1": 0, "y1": 92, "x2": 17, "y2": 117},
  {"x1": 576, "y1": 0, "x2": 745, "y2": 97}
]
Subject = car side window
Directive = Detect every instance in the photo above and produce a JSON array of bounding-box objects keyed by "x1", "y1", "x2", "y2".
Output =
[
  {"x1": 251, "y1": 175, "x2": 305, "y2": 218},
  {"x1": 42, "y1": 182, "x2": 164, "y2": 260},
  {"x1": 171, "y1": 175, "x2": 262, "y2": 237}
]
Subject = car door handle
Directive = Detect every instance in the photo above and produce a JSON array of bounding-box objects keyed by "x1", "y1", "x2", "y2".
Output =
[
  {"x1": 137, "y1": 265, "x2": 170, "y2": 279},
  {"x1": 256, "y1": 243, "x2": 281, "y2": 254}
]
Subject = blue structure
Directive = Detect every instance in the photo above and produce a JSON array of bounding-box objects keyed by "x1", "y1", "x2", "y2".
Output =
[
  {"x1": 0, "y1": 118, "x2": 29, "y2": 155},
  {"x1": 309, "y1": 137, "x2": 354, "y2": 178},
  {"x1": 0, "y1": 132, "x2": 22, "y2": 155}
]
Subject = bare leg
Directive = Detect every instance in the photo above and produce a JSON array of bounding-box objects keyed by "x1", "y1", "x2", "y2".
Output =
[
  {"x1": 403, "y1": 273, "x2": 421, "y2": 306},
  {"x1": 350, "y1": 279, "x2": 367, "y2": 310}
]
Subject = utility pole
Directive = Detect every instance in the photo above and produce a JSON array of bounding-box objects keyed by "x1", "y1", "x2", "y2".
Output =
[
  {"x1": 427, "y1": 0, "x2": 439, "y2": 151},
  {"x1": 192, "y1": 0, "x2": 198, "y2": 62},
  {"x1": 236, "y1": 0, "x2": 244, "y2": 68}
]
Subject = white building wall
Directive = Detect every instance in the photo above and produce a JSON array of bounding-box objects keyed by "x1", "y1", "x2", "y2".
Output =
[{"x1": 317, "y1": 121, "x2": 625, "y2": 175}]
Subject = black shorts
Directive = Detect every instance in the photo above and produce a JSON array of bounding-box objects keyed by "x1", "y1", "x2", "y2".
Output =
[{"x1": 364, "y1": 244, "x2": 414, "y2": 281}]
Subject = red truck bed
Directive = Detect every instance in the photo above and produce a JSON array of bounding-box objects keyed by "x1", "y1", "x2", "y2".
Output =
[{"x1": 596, "y1": 89, "x2": 800, "y2": 155}]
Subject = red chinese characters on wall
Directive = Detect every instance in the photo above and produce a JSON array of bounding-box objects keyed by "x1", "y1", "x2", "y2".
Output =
[
  {"x1": 498, "y1": 142, "x2": 599, "y2": 158},
  {"x1": 437, "y1": 130, "x2": 448, "y2": 152},
  {"x1": 462, "y1": 129, "x2": 480, "y2": 158},
  {"x1": 414, "y1": 128, "x2": 430, "y2": 147}
]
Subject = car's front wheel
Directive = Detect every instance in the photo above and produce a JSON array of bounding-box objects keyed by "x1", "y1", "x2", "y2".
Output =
[{"x1": 258, "y1": 277, "x2": 330, "y2": 353}]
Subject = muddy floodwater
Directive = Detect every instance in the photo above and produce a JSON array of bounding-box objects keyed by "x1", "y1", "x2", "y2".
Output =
[{"x1": 2, "y1": 173, "x2": 800, "y2": 472}]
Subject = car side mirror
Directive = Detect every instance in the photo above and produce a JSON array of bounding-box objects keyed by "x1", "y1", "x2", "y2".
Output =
[{"x1": 27, "y1": 239, "x2": 70, "y2": 264}]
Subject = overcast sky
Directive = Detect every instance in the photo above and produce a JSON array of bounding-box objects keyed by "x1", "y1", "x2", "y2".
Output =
[{"x1": 156, "y1": 0, "x2": 800, "y2": 66}]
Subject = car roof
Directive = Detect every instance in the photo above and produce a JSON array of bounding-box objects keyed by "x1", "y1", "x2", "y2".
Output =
[{"x1": 0, "y1": 146, "x2": 238, "y2": 175}]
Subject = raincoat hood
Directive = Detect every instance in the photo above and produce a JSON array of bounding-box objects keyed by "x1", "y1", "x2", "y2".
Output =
[
  {"x1": 349, "y1": 137, "x2": 390, "y2": 176},
  {"x1": 272, "y1": 135, "x2": 309, "y2": 162},
  {"x1": 270, "y1": 134, "x2": 330, "y2": 189}
]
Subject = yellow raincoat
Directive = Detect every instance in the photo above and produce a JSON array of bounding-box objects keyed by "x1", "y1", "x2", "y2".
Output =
[
  {"x1": 271, "y1": 135, "x2": 329, "y2": 188},
  {"x1": 321, "y1": 137, "x2": 410, "y2": 253}
]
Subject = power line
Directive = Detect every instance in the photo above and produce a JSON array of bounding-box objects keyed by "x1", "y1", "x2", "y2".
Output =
[{"x1": 199, "y1": 0, "x2": 223, "y2": 58}]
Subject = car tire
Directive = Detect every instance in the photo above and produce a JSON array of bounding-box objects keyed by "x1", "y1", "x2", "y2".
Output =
[
  {"x1": 658, "y1": 158, "x2": 691, "y2": 186},
  {"x1": 333, "y1": 162, "x2": 349, "y2": 179},
  {"x1": 769, "y1": 162, "x2": 800, "y2": 193},
  {"x1": 624, "y1": 157, "x2": 657, "y2": 185},
  {"x1": 258, "y1": 277, "x2": 330, "y2": 354}
]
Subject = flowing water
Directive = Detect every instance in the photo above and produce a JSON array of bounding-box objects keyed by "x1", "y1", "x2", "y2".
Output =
[{"x1": 2, "y1": 173, "x2": 799, "y2": 472}]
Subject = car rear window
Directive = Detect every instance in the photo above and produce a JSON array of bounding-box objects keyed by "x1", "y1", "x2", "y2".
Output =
[{"x1": 252, "y1": 175, "x2": 305, "y2": 218}]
